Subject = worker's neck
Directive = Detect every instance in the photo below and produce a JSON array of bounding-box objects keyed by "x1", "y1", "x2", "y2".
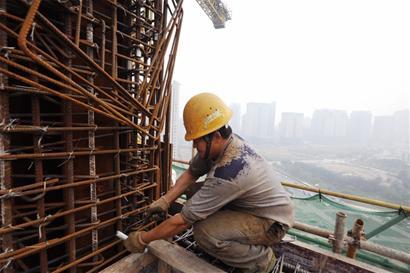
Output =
[{"x1": 211, "y1": 134, "x2": 232, "y2": 161}]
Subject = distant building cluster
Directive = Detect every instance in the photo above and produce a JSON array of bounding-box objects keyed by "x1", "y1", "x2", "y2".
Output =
[
  {"x1": 170, "y1": 82, "x2": 409, "y2": 152},
  {"x1": 230, "y1": 102, "x2": 409, "y2": 146},
  {"x1": 307, "y1": 109, "x2": 410, "y2": 146}
]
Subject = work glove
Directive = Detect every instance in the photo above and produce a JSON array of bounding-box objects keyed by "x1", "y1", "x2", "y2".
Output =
[
  {"x1": 123, "y1": 231, "x2": 147, "y2": 253},
  {"x1": 145, "y1": 196, "x2": 169, "y2": 218}
]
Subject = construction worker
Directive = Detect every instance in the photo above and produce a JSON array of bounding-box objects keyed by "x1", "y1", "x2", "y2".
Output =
[{"x1": 124, "y1": 92, "x2": 294, "y2": 273}]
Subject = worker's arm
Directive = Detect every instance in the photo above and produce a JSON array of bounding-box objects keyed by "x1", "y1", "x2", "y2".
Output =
[
  {"x1": 141, "y1": 213, "x2": 189, "y2": 243},
  {"x1": 162, "y1": 170, "x2": 197, "y2": 204}
]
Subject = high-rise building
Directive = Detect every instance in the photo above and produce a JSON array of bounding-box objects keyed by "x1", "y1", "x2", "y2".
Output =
[
  {"x1": 279, "y1": 112, "x2": 304, "y2": 142},
  {"x1": 242, "y1": 102, "x2": 276, "y2": 142},
  {"x1": 171, "y1": 81, "x2": 181, "y2": 159},
  {"x1": 348, "y1": 111, "x2": 372, "y2": 144},
  {"x1": 372, "y1": 115, "x2": 393, "y2": 144},
  {"x1": 392, "y1": 109, "x2": 410, "y2": 144},
  {"x1": 229, "y1": 103, "x2": 241, "y2": 133},
  {"x1": 311, "y1": 109, "x2": 348, "y2": 143}
]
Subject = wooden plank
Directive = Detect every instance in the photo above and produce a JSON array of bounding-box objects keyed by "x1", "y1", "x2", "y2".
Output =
[
  {"x1": 99, "y1": 252, "x2": 157, "y2": 273},
  {"x1": 157, "y1": 260, "x2": 172, "y2": 273},
  {"x1": 148, "y1": 240, "x2": 227, "y2": 273}
]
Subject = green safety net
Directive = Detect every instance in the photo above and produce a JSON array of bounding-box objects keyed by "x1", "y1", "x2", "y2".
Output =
[{"x1": 172, "y1": 164, "x2": 410, "y2": 272}]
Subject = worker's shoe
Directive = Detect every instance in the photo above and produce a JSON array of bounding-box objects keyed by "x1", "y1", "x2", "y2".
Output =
[{"x1": 260, "y1": 249, "x2": 276, "y2": 273}]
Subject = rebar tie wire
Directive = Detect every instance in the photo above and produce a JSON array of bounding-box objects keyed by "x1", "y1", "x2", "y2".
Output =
[
  {"x1": 35, "y1": 126, "x2": 48, "y2": 151},
  {"x1": 114, "y1": 150, "x2": 120, "y2": 159},
  {"x1": 38, "y1": 213, "x2": 52, "y2": 239},
  {"x1": 0, "y1": 189, "x2": 23, "y2": 200},
  {"x1": 3, "y1": 224, "x2": 23, "y2": 231},
  {"x1": 19, "y1": 181, "x2": 47, "y2": 202},
  {"x1": 0, "y1": 118, "x2": 18, "y2": 131},
  {"x1": 0, "y1": 257, "x2": 12, "y2": 272},
  {"x1": 0, "y1": 46, "x2": 15, "y2": 59},
  {"x1": 57, "y1": 151, "x2": 74, "y2": 167},
  {"x1": 0, "y1": 179, "x2": 49, "y2": 201},
  {"x1": 29, "y1": 22, "x2": 36, "y2": 41}
]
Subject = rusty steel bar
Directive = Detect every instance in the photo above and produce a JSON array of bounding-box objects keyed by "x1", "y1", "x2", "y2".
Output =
[
  {"x1": 40, "y1": 34, "x2": 72, "y2": 59},
  {"x1": 34, "y1": 12, "x2": 153, "y2": 120},
  {"x1": 4, "y1": 129, "x2": 136, "y2": 155},
  {"x1": 0, "y1": 44, "x2": 139, "y2": 112},
  {"x1": 0, "y1": 67, "x2": 139, "y2": 129},
  {"x1": 84, "y1": 249, "x2": 128, "y2": 273},
  {"x1": 112, "y1": 0, "x2": 123, "y2": 255},
  {"x1": 0, "y1": 1, "x2": 13, "y2": 272},
  {"x1": 0, "y1": 125, "x2": 134, "y2": 133},
  {"x1": 0, "y1": 178, "x2": 59, "y2": 195},
  {"x1": 0, "y1": 0, "x2": 181, "y2": 271},
  {"x1": 15, "y1": 4, "x2": 146, "y2": 132},
  {"x1": 0, "y1": 146, "x2": 157, "y2": 160},
  {"x1": 106, "y1": 0, "x2": 160, "y2": 30},
  {"x1": 100, "y1": 19, "x2": 106, "y2": 69},
  {"x1": 64, "y1": 12, "x2": 78, "y2": 273},
  {"x1": 141, "y1": 2, "x2": 182, "y2": 98},
  {"x1": 154, "y1": 11, "x2": 183, "y2": 134},
  {"x1": 84, "y1": 0, "x2": 99, "y2": 261},
  {"x1": 31, "y1": 75, "x2": 48, "y2": 273},
  {"x1": 0, "y1": 182, "x2": 155, "y2": 237},
  {"x1": 0, "y1": 204, "x2": 155, "y2": 263},
  {"x1": 75, "y1": 0, "x2": 83, "y2": 46}
]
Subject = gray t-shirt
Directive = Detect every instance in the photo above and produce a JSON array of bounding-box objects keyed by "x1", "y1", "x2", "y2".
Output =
[{"x1": 181, "y1": 135, "x2": 294, "y2": 227}]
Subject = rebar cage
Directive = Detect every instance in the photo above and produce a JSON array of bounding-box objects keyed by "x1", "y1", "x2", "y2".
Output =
[{"x1": 0, "y1": 0, "x2": 182, "y2": 272}]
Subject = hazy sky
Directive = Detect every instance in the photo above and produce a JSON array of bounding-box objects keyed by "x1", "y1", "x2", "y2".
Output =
[{"x1": 173, "y1": 0, "x2": 409, "y2": 119}]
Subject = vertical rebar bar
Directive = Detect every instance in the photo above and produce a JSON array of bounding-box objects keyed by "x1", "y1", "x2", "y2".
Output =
[
  {"x1": 100, "y1": 19, "x2": 106, "y2": 70},
  {"x1": 111, "y1": 0, "x2": 123, "y2": 253},
  {"x1": 111, "y1": 0, "x2": 117, "y2": 80},
  {"x1": 75, "y1": 0, "x2": 83, "y2": 46},
  {"x1": 86, "y1": 0, "x2": 99, "y2": 263},
  {"x1": 31, "y1": 80, "x2": 48, "y2": 273},
  {"x1": 64, "y1": 11, "x2": 77, "y2": 273},
  {"x1": 0, "y1": 1, "x2": 13, "y2": 272}
]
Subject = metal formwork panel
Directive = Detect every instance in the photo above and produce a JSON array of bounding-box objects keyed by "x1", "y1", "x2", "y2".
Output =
[{"x1": 0, "y1": 0, "x2": 182, "y2": 272}]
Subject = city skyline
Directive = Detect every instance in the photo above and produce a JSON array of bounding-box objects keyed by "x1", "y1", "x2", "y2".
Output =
[
  {"x1": 174, "y1": 93, "x2": 409, "y2": 126},
  {"x1": 171, "y1": 83, "x2": 408, "y2": 147}
]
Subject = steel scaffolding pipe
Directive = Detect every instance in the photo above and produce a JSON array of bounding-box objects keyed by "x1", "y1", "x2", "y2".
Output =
[{"x1": 292, "y1": 221, "x2": 410, "y2": 264}]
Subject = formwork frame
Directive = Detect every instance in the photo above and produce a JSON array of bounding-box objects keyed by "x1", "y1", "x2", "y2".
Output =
[{"x1": 0, "y1": 0, "x2": 183, "y2": 272}]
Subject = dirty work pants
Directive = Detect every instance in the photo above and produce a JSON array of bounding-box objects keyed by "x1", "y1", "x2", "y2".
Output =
[{"x1": 193, "y1": 210, "x2": 286, "y2": 273}]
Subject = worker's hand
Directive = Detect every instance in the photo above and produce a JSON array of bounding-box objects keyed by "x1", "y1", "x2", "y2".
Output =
[
  {"x1": 123, "y1": 231, "x2": 147, "y2": 253},
  {"x1": 145, "y1": 196, "x2": 169, "y2": 218}
]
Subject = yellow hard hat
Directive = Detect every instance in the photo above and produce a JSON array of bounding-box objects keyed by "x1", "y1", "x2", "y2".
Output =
[{"x1": 183, "y1": 92, "x2": 232, "y2": 141}]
